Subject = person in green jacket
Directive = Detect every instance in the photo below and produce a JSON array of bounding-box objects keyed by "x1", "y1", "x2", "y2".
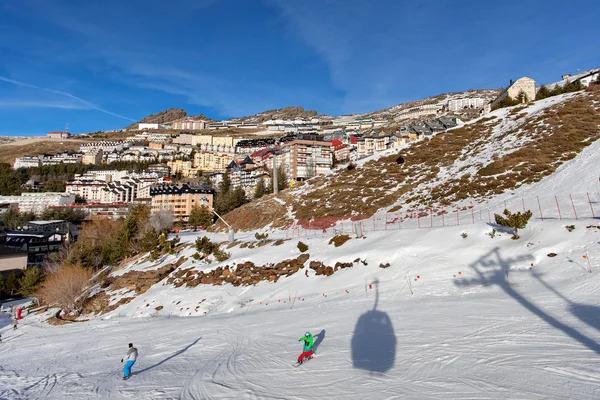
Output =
[{"x1": 297, "y1": 332, "x2": 314, "y2": 364}]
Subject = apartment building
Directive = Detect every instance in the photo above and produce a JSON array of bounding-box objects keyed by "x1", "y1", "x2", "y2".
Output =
[
  {"x1": 82, "y1": 148, "x2": 103, "y2": 165},
  {"x1": 51, "y1": 203, "x2": 131, "y2": 220},
  {"x1": 80, "y1": 141, "x2": 126, "y2": 153},
  {"x1": 171, "y1": 118, "x2": 207, "y2": 130},
  {"x1": 66, "y1": 170, "x2": 163, "y2": 203},
  {"x1": 0, "y1": 192, "x2": 75, "y2": 214},
  {"x1": 167, "y1": 160, "x2": 197, "y2": 177},
  {"x1": 283, "y1": 138, "x2": 333, "y2": 180},
  {"x1": 13, "y1": 156, "x2": 41, "y2": 169},
  {"x1": 447, "y1": 97, "x2": 485, "y2": 111},
  {"x1": 194, "y1": 151, "x2": 235, "y2": 172},
  {"x1": 149, "y1": 184, "x2": 215, "y2": 221}
]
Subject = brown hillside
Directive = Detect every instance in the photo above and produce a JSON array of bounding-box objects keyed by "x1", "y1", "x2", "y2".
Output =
[
  {"x1": 0, "y1": 138, "x2": 89, "y2": 165},
  {"x1": 222, "y1": 87, "x2": 600, "y2": 231},
  {"x1": 126, "y1": 108, "x2": 187, "y2": 130}
]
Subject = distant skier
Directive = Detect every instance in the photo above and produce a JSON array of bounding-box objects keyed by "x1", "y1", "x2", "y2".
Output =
[
  {"x1": 121, "y1": 343, "x2": 138, "y2": 380},
  {"x1": 297, "y1": 332, "x2": 314, "y2": 364}
]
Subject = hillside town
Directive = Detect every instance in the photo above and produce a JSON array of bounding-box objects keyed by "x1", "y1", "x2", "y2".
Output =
[{"x1": 0, "y1": 67, "x2": 598, "y2": 272}]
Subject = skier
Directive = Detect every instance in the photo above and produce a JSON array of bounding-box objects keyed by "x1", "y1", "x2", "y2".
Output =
[
  {"x1": 12, "y1": 319, "x2": 18, "y2": 330},
  {"x1": 121, "y1": 343, "x2": 138, "y2": 380},
  {"x1": 297, "y1": 331, "x2": 314, "y2": 364}
]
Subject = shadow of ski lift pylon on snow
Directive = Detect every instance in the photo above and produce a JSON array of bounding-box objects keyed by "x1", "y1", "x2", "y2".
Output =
[{"x1": 350, "y1": 280, "x2": 397, "y2": 373}]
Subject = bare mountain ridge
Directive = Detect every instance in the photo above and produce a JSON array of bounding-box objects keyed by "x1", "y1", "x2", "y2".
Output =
[
  {"x1": 233, "y1": 106, "x2": 321, "y2": 123},
  {"x1": 126, "y1": 109, "x2": 216, "y2": 130},
  {"x1": 126, "y1": 88, "x2": 501, "y2": 130}
]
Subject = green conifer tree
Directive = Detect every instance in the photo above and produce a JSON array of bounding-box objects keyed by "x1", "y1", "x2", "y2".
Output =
[{"x1": 19, "y1": 267, "x2": 44, "y2": 297}]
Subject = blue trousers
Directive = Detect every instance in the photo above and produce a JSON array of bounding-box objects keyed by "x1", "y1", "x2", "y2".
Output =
[{"x1": 123, "y1": 360, "x2": 136, "y2": 377}]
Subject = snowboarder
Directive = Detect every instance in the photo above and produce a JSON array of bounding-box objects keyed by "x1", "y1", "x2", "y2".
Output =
[
  {"x1": 297, "y1": 332, "x2": 314, "y2": 364},
  {"x1": 121, "y1": 343, "x2": 138, "y2": 380}
]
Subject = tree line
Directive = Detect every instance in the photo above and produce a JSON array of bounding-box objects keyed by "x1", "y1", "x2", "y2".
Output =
[{"x1": 0, "y1": 161, "x2": 154, "y2": 196}]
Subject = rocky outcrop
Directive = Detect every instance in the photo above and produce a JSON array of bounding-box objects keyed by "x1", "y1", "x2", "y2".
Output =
[{"x1": 168, "y1": 255, "x2": 310, "y2": 287}]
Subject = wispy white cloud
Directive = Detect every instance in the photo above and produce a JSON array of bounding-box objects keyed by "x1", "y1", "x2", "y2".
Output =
[
  {"x1": 0, "y1": 99, "x2": 90, "y2": 109},
  {"x1": 0, "y1": 76, "x2": 136, "y2": 121}
]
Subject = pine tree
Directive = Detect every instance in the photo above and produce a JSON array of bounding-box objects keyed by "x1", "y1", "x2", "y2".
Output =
[
  {"x1": 4, "y1": 271, "x2": 19, "y2": 296},
  {"x1": 19, "y1": 267, "x2": 44, "y2": 297},
  {"x1": 254, "y1": 178, "x2": 266, "y2": 199},
  {"x1": 277, "y1": 165, "x2": 288, "y2": 191},
  {"x1": 536, "y1": 85, "x2": 550, "y2": 100},
  {"x1": 494, "y1": 209, "x2": 533, "y2": 239},
  {"x1": 219, "y1": 172, "x2": 231, "y2": 196},
  {"x1": 188, "y1": 205, "x2": 213, "y2": 230},
  {"x1": 515, "y1": 90, "x2": 527, "y2": 103},
  {"x1": 231, "y1": 187, "x2": 246, "y2": 209}
]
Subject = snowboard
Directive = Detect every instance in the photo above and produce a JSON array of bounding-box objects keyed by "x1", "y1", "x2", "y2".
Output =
[{"x1": 292, "y1": 354, "x2": 315, "y2": 367}]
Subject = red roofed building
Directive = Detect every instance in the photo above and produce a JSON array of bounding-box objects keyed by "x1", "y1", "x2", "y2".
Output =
[
  {"x1": 331, "y1": 138, "x2": 349, "y2": 163},
  {"x1": 47, "y1": 131, "x2": 71, "y2": 139}
]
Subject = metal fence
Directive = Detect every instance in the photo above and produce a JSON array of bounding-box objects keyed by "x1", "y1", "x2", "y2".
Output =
[{"x1": 284, "y1": 191, "x2": 600, "y2": 238}]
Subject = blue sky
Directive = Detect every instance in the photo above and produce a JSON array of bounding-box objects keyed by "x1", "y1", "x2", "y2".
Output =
[{"x1": 0, "y1": 0, "x2": 599, "y2": 136}]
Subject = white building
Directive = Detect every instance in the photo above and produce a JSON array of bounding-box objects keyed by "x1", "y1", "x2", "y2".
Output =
[
  {"x1": 547, "y1": 68, "x2": 600, "y2": 91},
  {"x1": 170, "y1": 118, "x2": 207, "y2": 130},
  {"x1": 66, "y1": 170, "x2": 163, "y2": 203},
  {"x1": 80, "y1": 141, "x2": 126, "y2": 153},
  {"x1": 138, "y1": 123, "x2": 160, "y2": 130},
  {"x1": 447, "y1": 98, "x2": 485, "y2": 111},
  {"x1": 0, "y1": 192, "x2": 75, "y2": 214},
  {"x1": 14, "y1": 156, "x2": 41, "y2": 169}
]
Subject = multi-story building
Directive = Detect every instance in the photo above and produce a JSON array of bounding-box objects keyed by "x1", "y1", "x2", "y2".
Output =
[
  {"x1": 50, "y1": 203, "x2": 131, "y2": 220},
  {"x1": 66, "y1": 170, "x2": 163, "y2": 203},
  {"x1": 171, "y1": 118, "x2": 207, "y2": 130},
  {"x1": 80, "y1": 141, "x2": 126, "y2": 153},
  {"x1": 14, "y1": 156, "x2": 41, "y2": 169},
  {"x1": 212, "y1": 136, "x2": 240, "y2": 147},
  {"x1": 194, "y1": 152, "x2": 235, "y2": 172},
  {"x1": 394, "y1": 104, "x2": 441, "y2": 121},
  {"x1": 74, "y1": 169, "x2": 129, "y2": 182},
  {"x1": 47, "y1": 131, "x2": 71, "y2": 139},
  {"x1": 82, "y1": 148, "x2": 103, "y2": 165},
  {"x1": 149, "y1": 184, "x2": 215, "y2": 221},
  {"x1": 147, "y1": 164, "x2": 171, "y2": 177},
  {"x1": 283, "y1": 138, "x2": 333, "y2": 180},
  {"x1": 167, "y1": 160, "x2": 196, "y2": 177},
  {"x1": 0, "y1": 192, "x2": 75, "y2": 214},
  {"x1": 447, "y1": 98, "x2": 485, "y2": 111}
]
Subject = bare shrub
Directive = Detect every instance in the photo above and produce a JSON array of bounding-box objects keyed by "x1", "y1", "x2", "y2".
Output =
[
  {"x1": 328, "y1": 234, "x2": 351, "y2": 247},
  {"x1": 297, "y1": 241, "x2": 309, "y2": 252},
  {"x1": 150, "y1": 209, "x2": 174, "y2": 232},
  {"x1": 37, "y1": 265, "x2": 93, "y2": 316}
]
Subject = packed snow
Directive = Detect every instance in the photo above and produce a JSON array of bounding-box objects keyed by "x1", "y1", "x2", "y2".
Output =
[{"x1": 1, "y1": 218, "x2": 600, "y2": 399}]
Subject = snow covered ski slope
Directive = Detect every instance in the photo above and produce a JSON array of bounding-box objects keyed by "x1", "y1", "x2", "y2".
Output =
[{"x1": 1, "y1": 217, "x2": 600, "y2": 399}]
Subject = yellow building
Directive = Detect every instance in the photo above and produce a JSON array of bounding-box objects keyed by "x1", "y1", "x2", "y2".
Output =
[
  {"x1": 149, "y1": 184, "x2": 214, "y2": 221},
  {"x1": 193, "y1": 151, "x2": 235, "y2": 172}
]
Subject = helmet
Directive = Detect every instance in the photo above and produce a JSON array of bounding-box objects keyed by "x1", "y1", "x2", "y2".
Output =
[{"x1": 305, "y1": 332, "x2": 311, "y2": 337}]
